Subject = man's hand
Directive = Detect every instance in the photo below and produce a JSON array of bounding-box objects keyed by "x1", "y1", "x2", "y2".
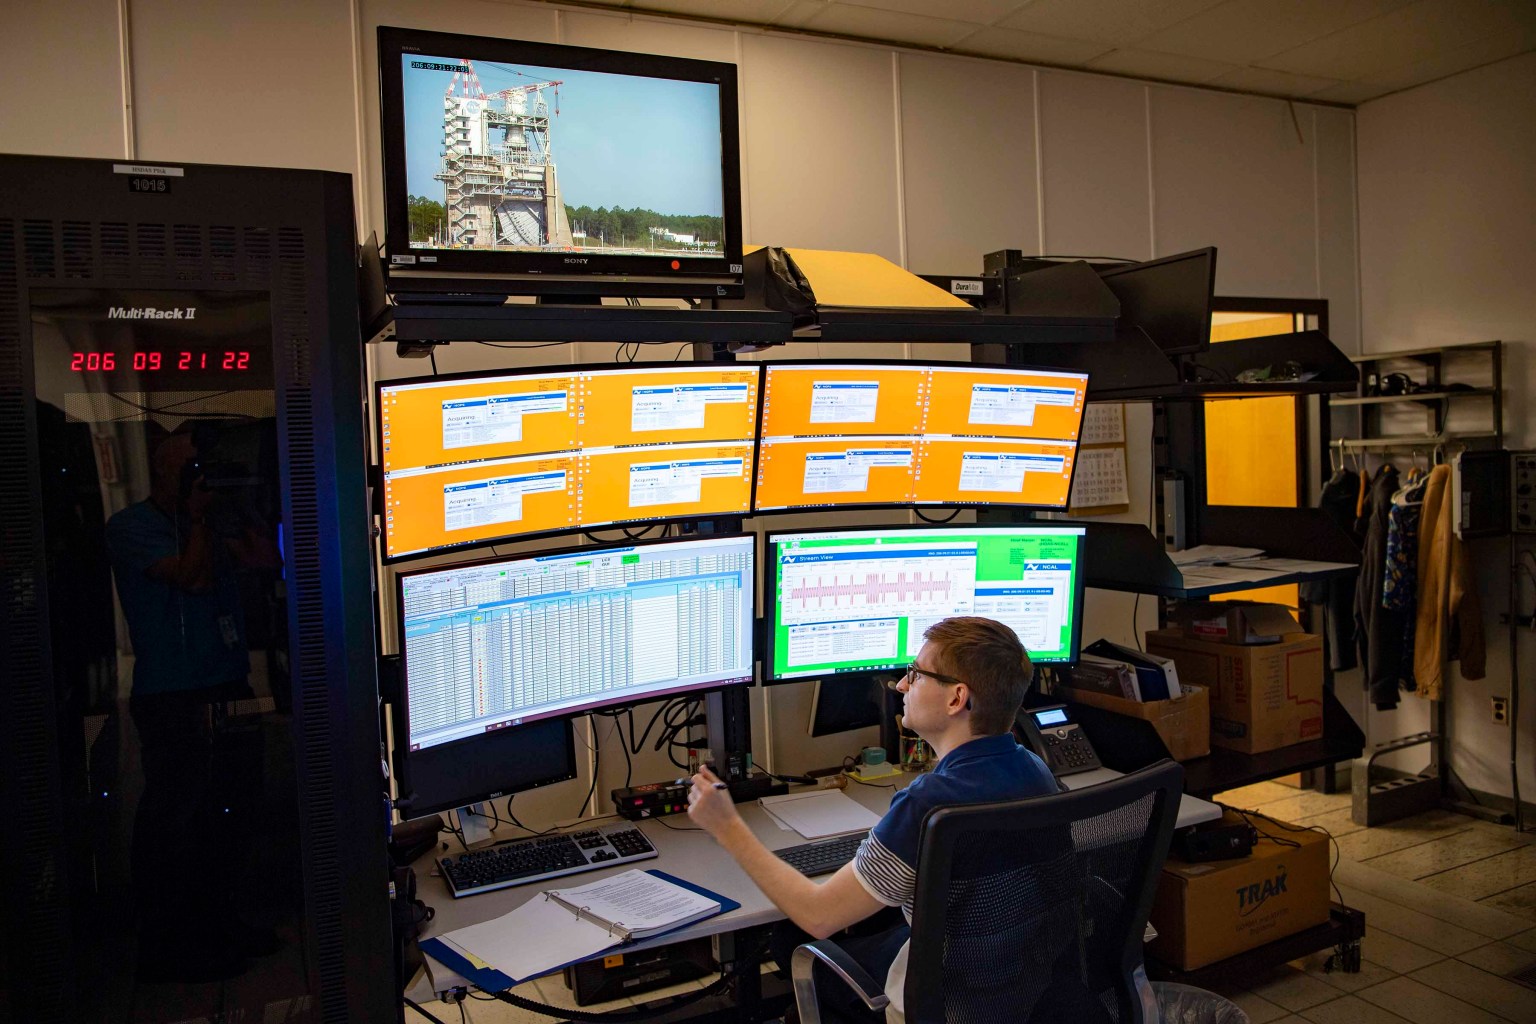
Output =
[{"x1": 685, "y1": 765, "x2": 742, "y2": 839}]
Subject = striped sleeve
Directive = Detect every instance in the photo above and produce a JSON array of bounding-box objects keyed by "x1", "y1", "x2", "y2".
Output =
[{"x1": 851, "y1": 831, "x2": 915, "y2": 908}]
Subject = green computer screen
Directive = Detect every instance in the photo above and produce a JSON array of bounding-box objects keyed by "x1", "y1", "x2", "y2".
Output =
[{"x1": 768, "y1": 525, "x2": 1085, "y2": 681}]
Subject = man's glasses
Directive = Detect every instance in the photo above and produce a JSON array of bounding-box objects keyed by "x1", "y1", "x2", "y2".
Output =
[{"x1": 903, "y1": 662, "x2": 964, "y2": 686}]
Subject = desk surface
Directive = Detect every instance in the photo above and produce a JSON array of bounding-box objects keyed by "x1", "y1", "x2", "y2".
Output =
[{"x1": 411, "y1": 769, "x2": 1220, "y2": 997}]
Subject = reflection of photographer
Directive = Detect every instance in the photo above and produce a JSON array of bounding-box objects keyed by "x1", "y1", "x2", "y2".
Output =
[{"x1": 105, "y1": 426, "x2": 281, "y2": 982}]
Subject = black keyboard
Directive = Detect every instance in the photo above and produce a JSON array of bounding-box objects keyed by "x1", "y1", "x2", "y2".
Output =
[
  {"x1": 439, "y1": 824, "x2": 658, "y2": 898},
  {"x1": 774, "y1": 831, "x2": 869, "y2": 877}
]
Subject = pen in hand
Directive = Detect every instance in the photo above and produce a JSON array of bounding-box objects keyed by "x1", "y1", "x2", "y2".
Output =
[{"x1": 676, "y1": 776, "x2": 729, "y2": 790}]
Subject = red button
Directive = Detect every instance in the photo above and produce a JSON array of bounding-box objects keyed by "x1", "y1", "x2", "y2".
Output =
[{"x1": 670, "y1": 260, "x2": 681, "y2": 270}]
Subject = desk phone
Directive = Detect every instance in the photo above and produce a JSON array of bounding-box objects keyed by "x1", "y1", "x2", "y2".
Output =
[{"x1": 1015, "y1": 704, "x2": 1104, "y2": 777}]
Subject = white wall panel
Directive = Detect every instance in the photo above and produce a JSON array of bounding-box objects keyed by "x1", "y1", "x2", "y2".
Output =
[
  {"x1": 130, "y1": 0, "x2": 356, "y2": 175},
  {"x1": 1037, "y1": 71, "x2": 1153, "y2": 261},
  {"x1": 1150, "y1": 87, "x2": 1316, "y2": 296},
  {"x1": 1313, "y1": 106, "x2": 1360, "y2": 353},
  {"x1": 1357, "y1": 52, "x2": 1536, "y2": 803},
  {"x1": 897, "y1": 52, "x2": 1037, "y2": 276},
  {"x1": 1, "y1": 0, "x2": 124, "y2": 159},
  {"x1": 739, "y1": 33, "x2": 901, "y2": 259}
]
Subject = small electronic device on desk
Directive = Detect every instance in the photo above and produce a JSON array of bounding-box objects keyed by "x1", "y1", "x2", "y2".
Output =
[
  {"x1": 438, "y1": 824, "x2": 657, "y2": 898},
  {"x1": 1015, "y1": 703, "x2": 1104, "y2": 776}
]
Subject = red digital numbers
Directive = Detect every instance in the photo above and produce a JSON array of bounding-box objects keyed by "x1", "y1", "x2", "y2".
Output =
[{"x1": 73, "y1": 350, "x2": 251, "y2": 373}]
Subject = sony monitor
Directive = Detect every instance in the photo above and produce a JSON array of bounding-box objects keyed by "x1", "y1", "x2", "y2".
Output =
[
  {"x1": 1095, "y1": 247, "x2": 1217, "y2": 357},
  {"x1": 378, "y1": 26, "x2": 744, "y2": 300},
  {"x1": 378, "y1": 362, "x2": 760, "y2": 561},
  {"x1": 766, "y1": 524, "x2": 1086, "y2": 683},
  {"x1": 395, "y1": 533, "x2": 756, "y2": 748},
  {"x1": 754, "y1": 360, "x2": 1088, "y2": 513}
]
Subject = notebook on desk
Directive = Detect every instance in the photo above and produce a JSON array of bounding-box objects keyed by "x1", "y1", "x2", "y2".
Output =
[{"x1": 421, "y1": 869, "x2": 739, "y2": 990}]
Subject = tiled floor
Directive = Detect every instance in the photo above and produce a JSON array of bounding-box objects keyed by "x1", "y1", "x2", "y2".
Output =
[
  {"x1": 1202, "y1": 780, "x2": 1536, "y2": 1024},
  {"x1": 416, "y1": 783, "x2": 1536, "y2": 1023}
]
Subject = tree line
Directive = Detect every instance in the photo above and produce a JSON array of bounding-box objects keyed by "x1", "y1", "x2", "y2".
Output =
[{"x1": 565, "y1": 205, "x2": 723, "y2": 248}]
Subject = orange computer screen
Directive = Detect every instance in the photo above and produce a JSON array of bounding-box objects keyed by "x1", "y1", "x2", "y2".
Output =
[
  {"x1": 921, "y1": 366, "x2": 1088, "y2": 441},
  {"x1": 759, "y1": 365, "x2": 926, "y2": 438},
  {"x1": 379, "y1": 365, "x2": 763, "y2": 559},
  {"x1": 382, "y1": 453, "x2": 580, "y2": 559},
  {"x1": 755, "y1": 436, "x2": 919, "y2": 510},
  {"x1": 912, "y1": 438, "x2": 1078, "y2": 508},
  {"x1": 582, "y1": 442, "x2": 756, "y2": 527},
  {"x1": 576, "y1": 366, "x2": 759, "y2": 449}
]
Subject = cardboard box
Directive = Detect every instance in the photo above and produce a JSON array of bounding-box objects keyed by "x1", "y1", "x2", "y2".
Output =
[
  {"x1": 1058, "y1": 684, "x2": 1211, "y2": 762},
  {"x1": 1145, "y1": 629, "x2": 1323, "y2": 755},
  {"x1": 1148, "y1": 811, "x2": 1331, "y2": 970},
  {"x1": 1177, "y1": 601, "x2": 1302, "y2": 645}
]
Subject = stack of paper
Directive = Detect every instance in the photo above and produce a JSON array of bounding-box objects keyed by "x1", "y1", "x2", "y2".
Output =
[{"x1": 758, "y1": 790, "x2": 881, "y2": 839}]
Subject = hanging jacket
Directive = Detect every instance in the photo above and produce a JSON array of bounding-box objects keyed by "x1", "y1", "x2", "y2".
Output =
[
  {"x1": 1301, "y1": 469, "x2": 1363, "y2": 671},
  {"x1": 1355, "y1": 465, "x2": 1405, "y2": 710},
  {"x1": 1382, "y1": 473, "x2": 1427, "y2": 692},
  {"x1": 1413, "y1": 464, "x2": 1486, "y2": 698}
]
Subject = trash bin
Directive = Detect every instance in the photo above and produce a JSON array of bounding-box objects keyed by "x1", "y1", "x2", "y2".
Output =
[{"x1": 1152, "y1": 981, "x2": 1249, "y2": 1024}]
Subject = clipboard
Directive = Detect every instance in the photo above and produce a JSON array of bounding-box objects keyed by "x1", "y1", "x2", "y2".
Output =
[{"x1": 419, "y1": 870, "x2": 740, "y2": 991}]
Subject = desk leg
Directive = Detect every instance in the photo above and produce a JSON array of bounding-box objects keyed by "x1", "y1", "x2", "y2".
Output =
[{"x1": 717, "y1": 925, "x2": 772, "y2": 1023}]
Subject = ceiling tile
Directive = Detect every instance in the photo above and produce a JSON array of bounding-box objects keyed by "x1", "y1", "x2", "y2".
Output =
[
  {"x1": 632, "y1": 0, "x2": 799, "y2": 23},
  {"x1": 999, "y1": 0, "x2": 1228, "y2": 47},
  {"x1": 799, "y1": 2, "x2": 979, "y2": 47},
  {"x1": 774, "y1": 1, "x2": 836, "y2": 29},
  {"x1": 1306, "y1": 80, "x2": 1397, "y2": 104},
  {"x1": 1256, "y1": 0, "x2": 1536, "y2": 79},
  {"x1": 950, "y1": 25, "x2": 1114, "y2": 64},
  {"x1": 837, "y1": 0, "x2": 1029, "y2": 25},
  {"x1": 1136, "y1": 0, "x2": 1417, "y2": 64},
  {"x1": 1085, "y1": 47, "x2": 1241, "y2": 83},
  {"x1": 1357, "y1": 30, "x2": 1536, "y2": 96},
  {"x1": 1206, "y1": 65, "x2": 1346, "y2": 98}
]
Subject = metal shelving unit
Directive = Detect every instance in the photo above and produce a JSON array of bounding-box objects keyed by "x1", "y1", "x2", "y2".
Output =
[{"x1": 1327, "y1": 341, "x2": 1509, "y2": 827}]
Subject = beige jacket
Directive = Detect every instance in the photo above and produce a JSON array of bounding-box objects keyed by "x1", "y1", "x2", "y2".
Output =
[{"x1": 1413, "y1": 464, "x2": 1486, "y2": 699}]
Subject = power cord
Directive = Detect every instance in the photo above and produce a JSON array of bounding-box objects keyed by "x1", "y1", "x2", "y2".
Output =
[{"x1": 913, "y1": 507, "x2": 961, "y2": 524}]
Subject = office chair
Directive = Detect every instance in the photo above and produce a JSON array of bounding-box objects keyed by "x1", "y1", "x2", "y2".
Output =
[{"x1": 791, "y1": 760, "x2": 1184, "y2": 1024}]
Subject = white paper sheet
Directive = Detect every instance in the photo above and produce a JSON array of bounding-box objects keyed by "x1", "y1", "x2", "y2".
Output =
[
  {"x1": 1168, "y1": 544, "x2": 1266, "y2": 566},
  {"x1": 758, "y1": 789, "x2": 881, "y2": 840},
  {"x1": 1227, "y1": 557, "x2": 1357, "y2": 574}
]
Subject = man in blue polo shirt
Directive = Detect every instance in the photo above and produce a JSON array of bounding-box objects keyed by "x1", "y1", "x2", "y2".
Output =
[{"x1": 687, "y1": 616, "x2": 1058, "y2": 1023}]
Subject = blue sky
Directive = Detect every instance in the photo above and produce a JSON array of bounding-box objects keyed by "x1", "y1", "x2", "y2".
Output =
[{"x1": 402, "y1": 54, "x2": 725, "y2": 217}]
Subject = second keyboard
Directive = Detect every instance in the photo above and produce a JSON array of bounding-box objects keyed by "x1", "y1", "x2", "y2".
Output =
[{"x1": 774, "y1": 831, "x2": 870, "y2": 877}]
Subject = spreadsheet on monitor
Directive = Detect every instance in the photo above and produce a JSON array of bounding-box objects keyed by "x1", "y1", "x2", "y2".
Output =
[{"x1": 399, "y1": 534, "x2": 755, "y2": 748}]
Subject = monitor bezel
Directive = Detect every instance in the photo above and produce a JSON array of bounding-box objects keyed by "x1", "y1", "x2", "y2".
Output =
[
  {"x1": 393, "y1": 713, "x2": 580, "y2": 819},
  {"x1": 375, "y1": 360, "x2": 763, "y2": 563},
  {"x1": 394, "y1": 531, "x2": 759, "y2": 741},
  {"x1": 763, "y1": 521, "x2": 1088, "y2": 685},
  {"x1": 1095, "y1": 246, "x2": 1217, "y2": 357},
  {"x1": 377, "y1": 26, "x2": 745, "y2": 297},
  {"x1": 751, "y1": 357, "x2": 1090, "y2": 517}
]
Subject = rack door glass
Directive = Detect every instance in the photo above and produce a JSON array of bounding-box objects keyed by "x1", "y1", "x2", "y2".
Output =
[{"x1": 31, "y1": 287, "x2": 305, "y2": 1019}]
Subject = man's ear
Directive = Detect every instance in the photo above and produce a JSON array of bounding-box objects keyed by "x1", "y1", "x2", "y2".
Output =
[{"x1": 948, "y1": 684, "x2": 971, "y2": 716}]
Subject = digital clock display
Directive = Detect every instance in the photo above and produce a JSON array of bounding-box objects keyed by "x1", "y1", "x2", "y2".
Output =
[
  {"x1": 30, "y1": 288, "x2": 274, "y2": 392},
  {"x1": 69, "y1": 350, "x2": 254, "y2": 372}
]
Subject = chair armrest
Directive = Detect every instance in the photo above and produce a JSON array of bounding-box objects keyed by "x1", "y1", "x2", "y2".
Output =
[{"x1": 791, "y1": 939, "x2": 891, "y2": 1024}]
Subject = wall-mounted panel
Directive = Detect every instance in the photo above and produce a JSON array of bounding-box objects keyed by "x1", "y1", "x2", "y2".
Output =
[
  {"x1": 1, "y1": 0, "x2": 124, "y2": 159},
  {"x1": 1036, "y1": 71, "x2": 1152, "y2": 262},
  {"x1": 1150, "y1": 87, "x2": 1315, "y2": 297},
  {"x1": 897, "y1": 52, "x2": 1037, "y2": 276},
  {"x1": 740, "y1": 33, "x2": 901, "y2": 260},
  {"x1": 130, "y1": 0, "x2": 357, "y2": 174},
  {"x1": 1313, "y1": 105, "x2": 1359, "y2": 353}
]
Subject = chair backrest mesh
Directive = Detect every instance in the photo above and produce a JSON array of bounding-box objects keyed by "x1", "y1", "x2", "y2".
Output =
[{"x1": 906, "y1": 763, "x2": 1178, "y2": 1024}]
